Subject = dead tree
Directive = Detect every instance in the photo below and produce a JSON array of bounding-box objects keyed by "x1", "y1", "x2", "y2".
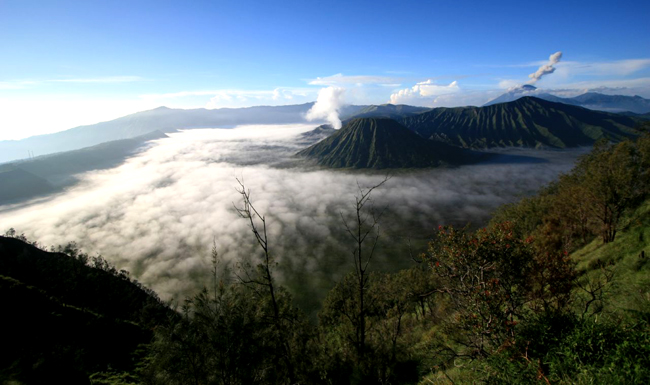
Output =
[
  {"x1": 339, "y1": 176, "x2": 389, "y2": 360},
  {"x1": 233, "y1": 178, "x2": 296, "y2": 384}
]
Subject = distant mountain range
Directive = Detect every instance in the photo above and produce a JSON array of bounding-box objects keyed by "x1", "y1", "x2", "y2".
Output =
[
  {"x1": 0, "y1": 104, "x2": 369, "y2": 164},
  {"x1": 1, "y1": 91, "x2": 646, "y2": 165},
  {"x1": 485, "y1": 86, "x2": 650, "y2": 114},
  {"x1": 296, "y1": 118, "x2": 487, "y2": 169},
  {"x1": 400, "y1": 97, "x2": 641, "y2": 149}
]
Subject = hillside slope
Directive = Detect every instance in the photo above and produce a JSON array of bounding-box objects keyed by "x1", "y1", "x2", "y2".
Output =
[
  {"x1": 401, "y1": 97, "x2": 641, "y2": 149},
  {"x1": 345, "y1": 104, "x2": 431, "y2": 120},
  {"x1": 0, "y1": 235, "x2": 172, "y2": 383},
  {"x1": 0, "y1": 168, "x2": 55, "y2": 203},
  {"x1": 296, "y1": 118, "x2": 486, "y2": 168},
  {"x1": 0, "y1": 131, "x2": 168, "y2": 206},
  {"x1": 571, "y1": 198, "x2": 650, "y2": 315},
  {"x1": 485, "y1": 89, "x2": 650, "y2": 114}
]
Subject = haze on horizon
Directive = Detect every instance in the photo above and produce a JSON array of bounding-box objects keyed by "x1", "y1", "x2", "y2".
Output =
[{"x1": 1, "y1": 0, "x2": 650, "y2": 140}]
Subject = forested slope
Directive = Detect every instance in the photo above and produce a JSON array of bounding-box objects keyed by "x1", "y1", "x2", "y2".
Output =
[{"x1": 0, "y1": 235, "x2": 172, "y2": 384}]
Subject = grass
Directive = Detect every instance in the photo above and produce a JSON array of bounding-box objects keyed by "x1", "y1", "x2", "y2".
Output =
[
  {"x1": 418, "y1": 198, "x2": 650, "y2": 384},
  {"x1": 571, "y1": 198, "x2": 650, "y2": 316}
]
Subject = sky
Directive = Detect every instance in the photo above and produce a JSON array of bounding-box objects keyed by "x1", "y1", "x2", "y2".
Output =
[{"x1": 1, "y1": 0, "x2": 650, "y2": 139}]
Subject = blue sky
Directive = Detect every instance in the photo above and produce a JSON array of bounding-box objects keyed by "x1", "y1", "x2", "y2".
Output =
[{"x1": 1, "y1": 0, "x2": 649, "y2": 139}]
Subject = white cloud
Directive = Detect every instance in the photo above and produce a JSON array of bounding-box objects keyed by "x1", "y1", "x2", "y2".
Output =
[
  {"x1": 273, "y1": 87, "x2": 299, "y2": 101},
  {"x1": 50, "y1": 76, "x2": 144, "y2": 83},
  {"x1": 0, "y1": 80, "x2": 40, "y2": 90},
  {"x1": 309, "y1": 73, "x2": 400, "y2": 86},
  {"x1": 544, "y1": 77, "x2": 650, "y2": 97},
  {"x1": 140, "y1": 90, "x2": 220, "y2": 99},
  {"x1": 0, "y1": 76, "x2": 143, "y2": 91},
  {"x1": 205, "y1": 88, "x2": 314, "y2": 109},
  {"x1": 140, "y1": 88, "x2": 315, "y2": 109},
  {"x1": 556, "y1": 59, "x2": 650, "y2": 77},
  {"x1": 498, "y1": 79, "x2": 522, "y2": 89},
  {"x1": 389, "y1": 80, "x2": 461, "y2": 105}
]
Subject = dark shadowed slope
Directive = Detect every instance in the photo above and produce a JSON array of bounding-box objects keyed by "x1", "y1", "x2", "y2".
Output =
[
  {"x1": 296, "y1": 124, "x2": 337, "y2": 146},
  {"x1": 0, "y1": 131, "x2": 167, "y2": 206},
  {"x1": 401, "y1": 97, "x2": 641, "y2": 149},
  {"x1": 345, "y1": 104, "x2": 431, "y2": 120},
  {"x1": 6, "y1": 130, "x2": 167, "y2": 186},
  {"x1": 619, "y1": 111, "x2": 650, "y2": 120},
  {"x1": 0, "y1": 236, "x2": 171, "y2": 383},
  {"x1": 296, "y1": 118, "x2": 486, "y2": 169},
  {"x1": 0, "y1": 168, "x2": 55, "y2": 203}
]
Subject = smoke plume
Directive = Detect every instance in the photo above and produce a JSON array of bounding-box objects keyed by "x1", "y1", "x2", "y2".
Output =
[
  {"x1": 305, "y1": 86, "x2": 345, "y2": 129},
  {"x1": 528, "y1": 51, "x2": 563, "y2": 84}
]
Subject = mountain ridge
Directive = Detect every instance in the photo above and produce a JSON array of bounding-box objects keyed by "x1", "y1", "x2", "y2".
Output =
[
  {"x1": 485, "y1": 88, "x2": 650, "y2": 114},
  {"x1": 401, "y1": 97, "x2": 641, "y2": 149},
  {"x1": 296, "y1": 118, "x2": 484, "y2": 169}
]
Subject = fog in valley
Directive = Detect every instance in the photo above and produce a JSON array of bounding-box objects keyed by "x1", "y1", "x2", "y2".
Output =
[{"x1": 0, "y1": 124, "x2": 588, "y2": 311}]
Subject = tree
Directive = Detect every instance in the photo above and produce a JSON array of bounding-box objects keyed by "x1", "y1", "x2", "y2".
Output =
[
  {"x1": 232, "y1": 178, "x2": 305, "y2": 384},
  {"x1": 143, "y1": 180, "x2": 311, "y2": 385},
  {"x1": 337, "y1": 177, "x2": 389, "y2": 361},
  {"x1": 425, "y1": 223, "x2": 535, "y2": 358},
  {"x1": 317, "y1": 177, "x2": 401, "y2": 383},
  {"x1": 577, "y1": 140, "x2": 646, "y2": 243}
]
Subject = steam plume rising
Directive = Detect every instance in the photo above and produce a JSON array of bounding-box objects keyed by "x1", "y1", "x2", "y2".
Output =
[
  {"x1": 528, "y1": 51, "x2": 562, "y2": 84},
  {"x1": 305, "y1": 86, "x2": 345, "y2": 129}
]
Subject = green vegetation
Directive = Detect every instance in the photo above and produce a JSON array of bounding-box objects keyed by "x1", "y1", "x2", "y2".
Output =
[
  {"x1": 345, "y1": 104, "x2": 431, "y2": 120},
  {"x1": 0, "y1": 233, "x2": 171, "y2": 384},
  {"x1": 297, "y1": 118, "x2": 485, "y2": 169},
  {"x1": 401, "y1": 97, "x2": 641, "y2": 149},
  {"x1": 2, "y1": 129, "x2": 649, "y2": 384}
]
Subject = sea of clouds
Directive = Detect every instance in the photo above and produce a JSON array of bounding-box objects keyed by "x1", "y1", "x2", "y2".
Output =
[{"x1": 0, "y1": 124, "x2": 587, "y2": 310}]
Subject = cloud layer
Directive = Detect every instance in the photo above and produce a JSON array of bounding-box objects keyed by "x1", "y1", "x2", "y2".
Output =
[{"x1": 0, "y1": 125, "x2": 587, "y2": 310}]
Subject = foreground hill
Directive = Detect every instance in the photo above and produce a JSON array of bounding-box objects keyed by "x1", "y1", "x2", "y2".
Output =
[
  {"x1": 0, "y1": 235, "x2": 171, "y2": 383},
  {"x1": 401, "y1": 97, "x2": 641, "y2": 149},
  {"x1": 296, "y1": 118, "x2": 486, "y2": 168}
]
